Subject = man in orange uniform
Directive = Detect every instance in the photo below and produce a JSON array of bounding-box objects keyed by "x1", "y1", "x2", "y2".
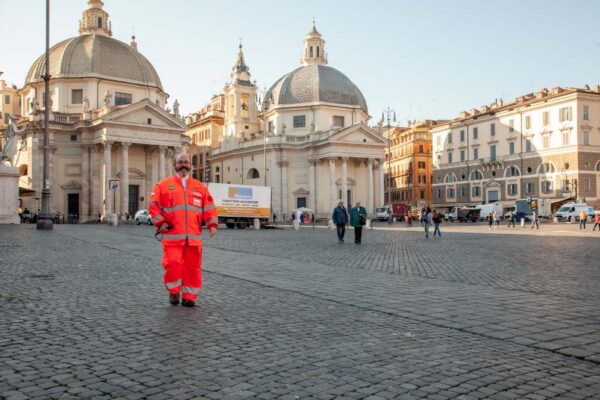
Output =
[{"x1": 149, "y1": 153, "x2": 218, "y2": 307}]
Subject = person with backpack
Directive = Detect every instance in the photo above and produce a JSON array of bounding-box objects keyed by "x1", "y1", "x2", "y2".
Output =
[{"x1": 350, "y1": 201, "x2": 367, "y2": 244}]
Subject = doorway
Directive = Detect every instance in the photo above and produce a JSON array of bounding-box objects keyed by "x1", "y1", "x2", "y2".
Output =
[
  {"x1": 67, "y1": 193, "x2": 79, "y2": 220},
  {"x1": 129, "y1": 185, "x2": 139, "y2": 215}
]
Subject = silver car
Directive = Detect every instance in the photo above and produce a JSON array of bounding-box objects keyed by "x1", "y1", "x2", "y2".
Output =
[{"x1": 134, "y1": 209, "x2": 153, "y2": 225}]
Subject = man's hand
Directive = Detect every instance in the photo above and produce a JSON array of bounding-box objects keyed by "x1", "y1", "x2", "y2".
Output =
[
  {"x1": 158, "y1": 223, "x2": 169, "y2": 233},
  {"x1": 208, "y1": 227, "x2": 217, "y2": 238}
]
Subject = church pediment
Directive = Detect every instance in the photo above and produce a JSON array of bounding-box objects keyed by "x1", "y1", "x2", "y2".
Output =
[
  {"x1": 102, "y1": 99, "x2": 186, "y2": 129},
  {"x1": 327, "y1": 124, "x2": 386, "y2": 145}
]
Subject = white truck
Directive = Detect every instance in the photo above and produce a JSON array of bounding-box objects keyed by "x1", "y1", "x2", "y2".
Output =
[{"x1": 208, "y1": 183, "x2": 271, "y2": 229}]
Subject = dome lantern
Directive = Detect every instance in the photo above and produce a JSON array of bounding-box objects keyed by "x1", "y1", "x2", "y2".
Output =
[
  {"x1": 302, "y1": 20, "x2": 327, "y2": 66},
  {"x1": 79, "y1": 0, "x2": 112, "y2": 37}
]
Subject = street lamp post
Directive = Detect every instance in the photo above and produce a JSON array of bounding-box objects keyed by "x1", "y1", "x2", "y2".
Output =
[
  {"x1": 381, "y1": 107, "x2": 396, "y2": 206},
  {"x1": 37, "y1": 0, "x2": 53, "y2": 230}
]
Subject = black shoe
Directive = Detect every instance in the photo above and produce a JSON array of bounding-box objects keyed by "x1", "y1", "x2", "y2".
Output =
[
  {"x1": 169, "y1": 293, "x2": 180, "y2": 305},
  {"x1": 181, "y1": 299, "x2": 195, "y2": 307}
]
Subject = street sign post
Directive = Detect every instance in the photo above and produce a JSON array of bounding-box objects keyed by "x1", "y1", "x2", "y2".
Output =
[{"x1": 109, "y1": 179, "x2": 119, "y2": 214}]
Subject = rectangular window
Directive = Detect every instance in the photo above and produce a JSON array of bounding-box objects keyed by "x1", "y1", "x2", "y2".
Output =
[
  {"x1": 509, "y1": 141, "x2": 515, "y2": 155},
  {"x1": 524, "y1": 182, "x2": 534, "y2": 194},
  {"x1": 491, "y1": 123, "x2": 496, "y2": 136},
  {"x1": 4, "y1": 95, "x2": 10, "y2": 105},
  {"x1": 583, "y1": 105, "x2": 590, "y2": 121},
  {"x1": 114, "y1": 92, "x2": 132, "y2": 106},
  {"x1": 419, "y1": 144, "x2": 424, "y2": 153},
  {"x1": 418, "y1": 175, "x2": 426, "y2": 184},
  {"x1": 268, "y1": 120, "x2": 273, "y2": 133},
  {"x1": 418, "y1": 161, "x2": 425, "y2": 169},
  {"x1": 293, "y1": 115, "x2": 306, "y2": 128},
  {"x1": 473, "y1": 127, "x2": 478, "y2": 139},
  {"x1": 562, "y1": 131, "x2": 570, "y2": 146},
  {"x1": 542, "y1": 181, "x2": 553, "y2": 193},
  {"x1": 448, "y1": 152, "x2": 453, "y2": 164},
  {"x1": 446, "y1": 188, "x2": 455, "y2": 198},
  {"x1": 460, "y1": 187, "x2": 466, "y2": 198},
  {"x1": 509, "y1": 120, "x2": 514, "y2": 132},
  {"x1": 460, "y1": 130, "x2": 465, "y2": 142},
  {"x1": 507, "y1": 184, "x2": 518, "y2": 196},
  {"x1": 332, "y1": 115, "x2": 344, "y2": 128},
  {"x1": 525, "y1": 116, "x2": 531, "y2": 129},
  {"x1": 490, "y1": 144, "x2": 496, "y2": 161},
  {"x1": 559, "y1": 107, "x2": 572, "y2": 122},
  {"x1": 584, "y1": 178, "x2": 591, "y2": 191},
  {"x1": 472, "y1": 186, "x2": 481, "y2": 197},
  {"x1": 584, "y1": 131, "x2": 590, "y2": 145},
  {"x1": 436, "y1": 135, "x2": 441, "y2": 146},
  {"x1": 296, "y1": 197, "x2": 307, "y2": 208},
  {"x1": 543, "y1": 111, "x2": 549, "y2": 126},
  {"x1": 460, "y1": 150, "x2": 465, "y2": 162},
  {"x1": 437, "y1": 189, "x2": 442, "y2": 199},
  {"x1": 473, "y1": 147, "x2": 479, "y2": 160},
  {"x1": 525, "y1": 139, "x2": 532, "y2": 152},
  {"x1": 447, "y1": 133, "x2": 453, "y2": 144},
  {"x1": 71, "y1": 89, "x2": 83, "y2": 105},
  {"x1": 420, "y1": 190, "x2": 425, "y2": 199},
  {"x1": 543, "y1": 135, "x2": 550, "y2": 149}
]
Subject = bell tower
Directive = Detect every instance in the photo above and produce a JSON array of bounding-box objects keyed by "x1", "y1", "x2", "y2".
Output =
[
  {"x1": 301, "y1": 20, "x2": 327, "y2": 66},
  {"x1": 79, "y1": 0, "x2": 112, "y2": 37},
  {"x1": 223, "y1": 43, "x2": 260, "y2": 147}
]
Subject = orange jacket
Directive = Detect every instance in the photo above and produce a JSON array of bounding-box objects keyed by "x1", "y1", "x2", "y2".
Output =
[{"x1": 148, "y1": 175, "x2": 218, "y2": 246}]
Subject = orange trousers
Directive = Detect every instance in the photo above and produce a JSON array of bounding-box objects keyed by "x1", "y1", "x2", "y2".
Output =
[{"x1": 162, "y1": 243, "x2": 202, "y2": 301}]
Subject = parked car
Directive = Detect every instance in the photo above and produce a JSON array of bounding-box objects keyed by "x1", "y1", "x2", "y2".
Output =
[
  {"x1": 555, "y1": 203, "x2": 594, "y2": 222},
  {"x1": 134, "y1": 209, "x2": 153, "y2": 225},
  {"x1": 443, "y1": 210, "x2": 457, "y2": 221}
]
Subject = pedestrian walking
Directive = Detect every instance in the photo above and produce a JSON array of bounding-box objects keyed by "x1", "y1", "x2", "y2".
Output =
[
  {"x1": 432, "y1": 210, "x2": 442, "y2": 238},
  {"x1": 350, "y1": 201, "x2": 367, "y2": 244},
  {"x1": 579, "y1": 210, "x2": 587, "y2": 230},
  {"x1": 406, "y1": 212, "x2": 412, "y2": 227},
  {"x1": 423, "y1": 207, "x2": 433, "y2": 238},
  {"x1": 417, "y1": 210, "x2": 422, "y2": 227},
  {"x1": 332, "y1": 200, "x2": 349, "y2": 243},
  {"x1": 531, "y1": 210, "x2": 539, "y2": 229},
  {"x1": 493, "y1": 210, "x2": 500, "y2": 228},
  {"x1": 593, "y1": 213, "x2": 600, "y2": 231},
  {"x1": 507, "y1": 210, "x2": 515, "y2": 227},
  {"x1": 488, "y1": 214, "x2": 493, "y2": 230},
  {"x1": 149, "y1": 153, "x2": 218, "y2": 307}
]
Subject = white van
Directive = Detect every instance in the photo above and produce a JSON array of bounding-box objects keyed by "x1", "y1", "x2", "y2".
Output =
[
  {"x1": 375, "y1": 205, "x2": 391, "y2": 221},
  {"x1": 555, "y1": 203, "x2": 594, "y2": 222},
  {"x1": 475, "y1": 203, "x2": 503, "y2": 221}
]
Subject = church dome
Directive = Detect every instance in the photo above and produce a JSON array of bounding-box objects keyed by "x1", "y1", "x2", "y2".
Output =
[
  {"x1": 25, "y1": 34, "x2": 163, "y2": 91},
  {"x1": 265, "y1": 64, "x2": 368, "y2": 113}
]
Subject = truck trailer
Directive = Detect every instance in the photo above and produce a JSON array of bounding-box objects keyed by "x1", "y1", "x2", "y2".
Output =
[{"x1": 208, "y1": 183, "x2": 271, "y2": 229}]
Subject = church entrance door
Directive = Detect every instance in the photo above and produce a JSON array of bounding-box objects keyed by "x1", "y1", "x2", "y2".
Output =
[{"x1": 129, "y1": 185, "x2": 139, "y2": 215}]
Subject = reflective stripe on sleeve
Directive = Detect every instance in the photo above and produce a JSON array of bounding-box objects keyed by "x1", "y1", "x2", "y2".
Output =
[
  {"x1": 207, "y1": 217, "x2": 219, "y2": 224},
  {"x1": 165, "y1": 278, "x2": 182, "y2": 289},
  {"x1": 182, "y1": 285, "x2": 201, "y2": 295},
  {"x1": 148, "y1": 200, "x2": 159, "y2": 207},
  {"x1": 152, "y1": 215, "x2": 165, "y2": 224},
  {"x1": 162, "y1": 205, "x2": 203, "y2": 214},
  {"x1": 187, "y1": 234, "x2": 203, "y2": 241},
  {"x1": 203, "y1": 204, "x2": 215, "y2": 212}
]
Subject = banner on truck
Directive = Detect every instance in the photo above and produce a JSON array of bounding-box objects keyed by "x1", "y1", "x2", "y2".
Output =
[{"x1": 210, "y1": 184, "x2": 271, "y2": 218}]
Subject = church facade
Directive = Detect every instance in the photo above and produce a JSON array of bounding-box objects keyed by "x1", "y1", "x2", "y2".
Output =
[
  {"x1": 15, "y1": 0, "x2": 187, "y2": 221},
  {"x1": 189, "y1": 24, "x2": 386, "y2": 218}
]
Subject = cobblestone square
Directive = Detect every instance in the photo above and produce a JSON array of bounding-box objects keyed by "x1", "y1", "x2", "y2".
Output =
[{"x1": 1, "y1": 224, "x2": 600, "y2": 399}]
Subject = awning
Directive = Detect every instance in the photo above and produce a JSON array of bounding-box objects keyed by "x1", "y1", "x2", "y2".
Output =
[{"x1": 19, "y1": 187, "x2": 37, "y2": 197}]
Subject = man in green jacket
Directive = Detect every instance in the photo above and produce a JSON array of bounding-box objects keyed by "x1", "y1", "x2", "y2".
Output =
[{"x1": 350, "y1": 201, "x2": 368, "y2": 244}]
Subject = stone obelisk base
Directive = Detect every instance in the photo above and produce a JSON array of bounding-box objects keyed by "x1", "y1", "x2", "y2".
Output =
[{"x1": 0, "y1": 165, "x2": 21, "y2": 224}]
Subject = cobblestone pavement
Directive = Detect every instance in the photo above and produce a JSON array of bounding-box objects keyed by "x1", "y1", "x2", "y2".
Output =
[{"x1": 1, "y1": 224, "x2": 600, "y2": 399}]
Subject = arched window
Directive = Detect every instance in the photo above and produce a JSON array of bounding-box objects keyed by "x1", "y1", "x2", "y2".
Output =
[
  {"x1": 444, "y1": 173, "x2": 457, "y2": 183},
  {"x1": 247, "y1": 168, "x2": 260, "y2": 179},
  {"x1": 192, "y1": 155, "x2": 198, "y2": 165},
  {"x1": 470, "y1": 170, "x2": 483, "y2": 180},
  {"x1": 505, "y1": 165, "x2": 520, "y2": 177},
  {"x1": 97, "y1": 17, "x2": 103, "y2": 28}
]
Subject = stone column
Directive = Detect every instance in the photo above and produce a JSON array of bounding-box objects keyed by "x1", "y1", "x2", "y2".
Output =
[
  {"x1": 103, "y1": 140, "x2": 113, "y2": 216},
  {"x1": 328, "y1": 157, "x2": 336, "y2": 211},
  {"x1": 308, "y1": 159, "x2": 318, "y2": 212},
  {"x1": 366, "y1": 158, "x2": 373, "y2": 214},
  {"x1": 378, "y1": 159, "x2": 385, "y2": 206},
  {"x1": 120, "y1": 142, "x2": 130, "y2": 217},
  {"x1": 90, "y1": 145, "x2": 100, "y2": 219},
  {"x1": 80, "y1": 144, "x2": 90, "y2": 220},
  {"x1": 166, "y1": 148, "x2": 174, "y2": 177},
  {"x1": 278, "y1": 161, "x2": 289, "y2": 215},
  {"x1": 341, "y1": 157, "x2": 348, "y2": 206},
  {"x1": 158, "y1": 145, "x2": 166, "y2": 181}
]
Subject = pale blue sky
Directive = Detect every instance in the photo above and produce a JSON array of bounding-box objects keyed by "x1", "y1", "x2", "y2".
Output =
[{"x1": 1, "y1": 0, "x2": 599, "y2": 124}]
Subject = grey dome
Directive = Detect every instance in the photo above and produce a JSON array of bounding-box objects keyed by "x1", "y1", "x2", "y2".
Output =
[
  {"x1": 265, "y1": 65, "x2": 367, "y2": 113},
  {"x1": 25, "y1": 34, "x2": 163, "y2": 91}
]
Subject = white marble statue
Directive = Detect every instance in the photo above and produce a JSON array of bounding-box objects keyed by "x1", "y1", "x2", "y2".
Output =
[
  {"x1": 173, "y1": 99, "x2": 180, "y2": 117},
  {"x1": 1, "y1": 117, "x2": 27, "y2": 166},
  {"x1": 103, "y1": 90, "x2": 112, "y2": 108}
]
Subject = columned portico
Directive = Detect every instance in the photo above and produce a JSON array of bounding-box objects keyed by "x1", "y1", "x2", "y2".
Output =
[
  {"x1": 103, "y1": 140, "x2": 113, "y2": 216},
  {"x1": 308, "y1": 159, "x2": 317, "y2": 212},
  {"x1": 120, "y1": 142, "x2": 130, "y2": 217},
  {"x1": 377, "y1": 159, "x2": 385, "y2": 206},
  {"x1": 328, "y1": 157, "x2": 336, "y2": 211},
  {"x1": 80, "y1": 144, "x2": 90, "y2": 220},
  {"x1": 158, "y1": 145, "x2": 166, "y2": 181},
  {"x1": 91, "y1": 145, "x2": 100, "y2": 219},
  {"x1": 366, "y1": 158, "x2": 373, "y2": 214},
  {"x1": 341, "y1": 157, "x2": 348, "y2": 206}
]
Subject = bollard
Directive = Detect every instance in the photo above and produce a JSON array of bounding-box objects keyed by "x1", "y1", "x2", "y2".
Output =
[
  {"x1": 366, "y1": 218, "x2": 372, "y2": 230},
  {"x1": 520, "y1": 218, "x2": 525, "y2": 228},
  {"x1": 293, "y1": 220, "x2": 300, "y2": 230},
  {"x1": 253, "y1": 218, "x2": 260, "y2": 230}
]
